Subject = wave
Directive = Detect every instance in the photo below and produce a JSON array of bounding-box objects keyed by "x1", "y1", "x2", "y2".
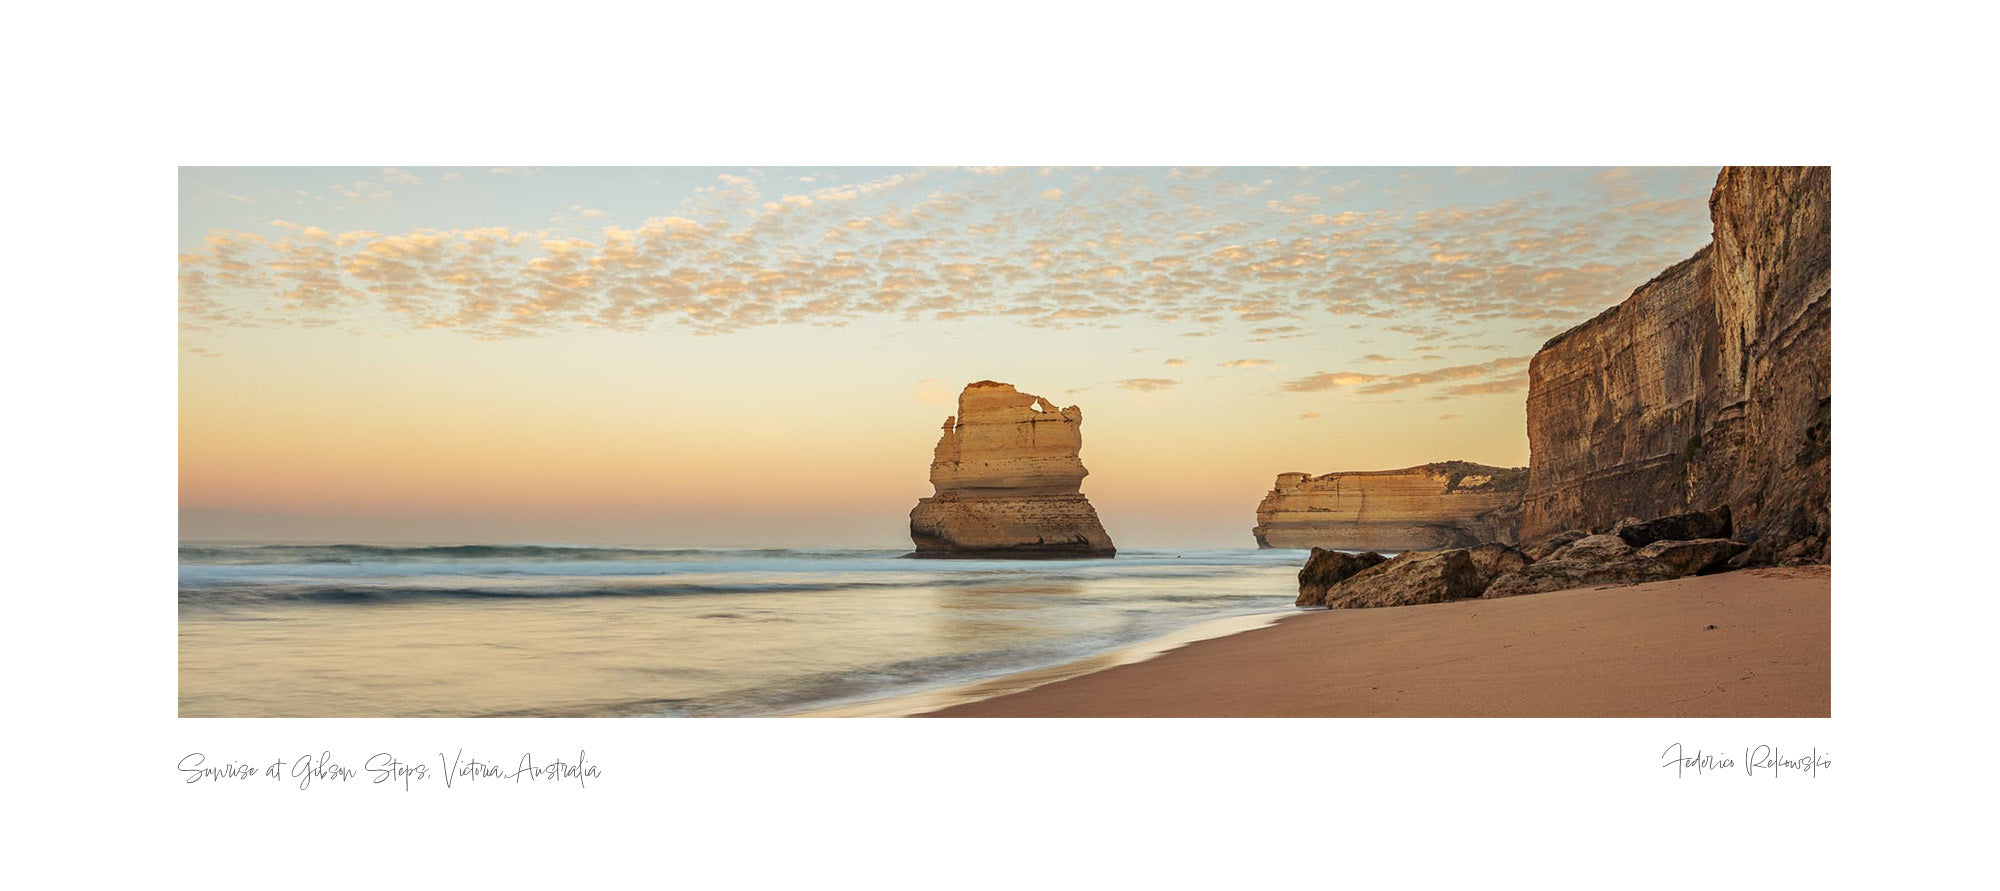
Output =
[
  {"x1": 176, "y1": 543, "x2": 1307, "y2": 615},
  {"x1": 475, "y1": 629, "x2": 1162, "y2": 717},
  {"x1": 176, "y1": 564, "x2": 1294, "y2": 605},
  {"x1": 181, "y1": 579, "x2": 900, "y2": 605}
]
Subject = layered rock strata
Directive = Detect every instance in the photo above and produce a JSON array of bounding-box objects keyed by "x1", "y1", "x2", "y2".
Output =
[
  {"x1": 1253, "y1": 461, "x2": 1526, "y2": 550},
  {"x1": 908, "y1": 381, "x2": 1115, "y2": 558},
  {"x1": 1521, "y1": 167, "x2": 1830, "y2": 565}
]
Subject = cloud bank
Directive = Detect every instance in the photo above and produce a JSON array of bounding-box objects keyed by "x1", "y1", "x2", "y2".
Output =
[{"x1": 181, "y1": 167, "x2": 1717, "y2": 349}]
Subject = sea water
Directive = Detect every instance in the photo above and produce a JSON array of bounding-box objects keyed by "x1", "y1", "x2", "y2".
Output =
[{"x1": 178, "y1": 544, "x2": 1306, "y2": 717}]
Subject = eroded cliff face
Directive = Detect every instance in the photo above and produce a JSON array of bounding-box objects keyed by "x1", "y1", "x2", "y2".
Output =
[
  {"x1": 1519, "y1": 250, "x2": 1714, "y2": 539},
  {"x1": 1520, "y1": 166, "x2": 1830, "y2": 564},
  {"x1": 1252, "y1": 461, "x2": 1526, "y2": 551},
  {"x1": 909, "y1": 381, "x2": 1116, "y2": 557}
]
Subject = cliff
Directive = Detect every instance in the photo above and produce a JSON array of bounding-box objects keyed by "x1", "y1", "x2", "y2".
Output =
[
  {"x1": 1252, "y1": 461, "x2": 1526, "y2": 551},
  {"x1": 1518, "y1": 249, "x2": 1715, "y2": 538},
  {"x1": 909, "y1": 381, "x2": 1116, "y2": 558},
  {"x1": 1520, "y1": 166, "x2": 1830, "y2": 564}
]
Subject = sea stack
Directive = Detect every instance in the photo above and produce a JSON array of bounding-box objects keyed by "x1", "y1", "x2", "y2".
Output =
[
  {"x1": 1252, "y1": 461, "x2": 1526, "y2": 550},
  {"x1": 909, "y1": 381, "x2": 1116, "y2": 558}
]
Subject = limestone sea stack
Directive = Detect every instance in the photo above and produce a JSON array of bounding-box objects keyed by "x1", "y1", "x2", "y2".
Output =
[
  {"x1": 908, "y1": 381, "x2": 1116, "y2": 558},
  {"x1": 1252, "y1": 461, "x2": 1526, "y2": 550}
]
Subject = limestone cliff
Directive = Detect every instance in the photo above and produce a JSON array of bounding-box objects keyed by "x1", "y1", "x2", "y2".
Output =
[
  {"x1": 1520, "y1": 166, "x2": 1830, "y2": 564},
  {"x1": 909, "y1": 381, "x2": 1116, "y2": 558},
  {"x1": 1252, "y1": 461, "x2": 1526, "y2": 551},
  {"x1": 1518, "y1": 250, "x2": 1714, "y2": 538}
]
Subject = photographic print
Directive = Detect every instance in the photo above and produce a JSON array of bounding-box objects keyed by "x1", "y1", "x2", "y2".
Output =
[{"x1": 177, "y1": 165, "x2": 1830, "y2": 718}]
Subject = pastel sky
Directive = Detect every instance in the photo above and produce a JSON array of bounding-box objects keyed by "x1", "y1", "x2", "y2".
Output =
[{"x1": 179, "y1": 166, "x2": 1719, "y2": 547}]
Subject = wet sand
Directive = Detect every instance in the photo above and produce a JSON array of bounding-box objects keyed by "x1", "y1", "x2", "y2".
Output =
[{"x1": 923, "y1": 566, "x2": 1830, "y2": 717}]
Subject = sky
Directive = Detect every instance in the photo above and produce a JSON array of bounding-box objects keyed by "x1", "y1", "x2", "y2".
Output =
[{"x1": 179, "y1": 166, "x2": 1720, "y2": 547}]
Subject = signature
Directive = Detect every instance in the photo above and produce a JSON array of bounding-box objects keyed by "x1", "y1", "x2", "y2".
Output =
[{"x1": 1660, "y1": 743, "x2": 1831, "y2": 778}]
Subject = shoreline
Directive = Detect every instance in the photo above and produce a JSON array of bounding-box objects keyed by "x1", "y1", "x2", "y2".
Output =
[
  {"x1": 915, "y1": 566, "x2": 1830, "y2": 718},
  {"x1": 790, "y1": 610, "x2": 1293, "y2": 717}
]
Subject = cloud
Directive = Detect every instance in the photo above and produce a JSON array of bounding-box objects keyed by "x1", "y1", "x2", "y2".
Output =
[
  {"x1": 177, "y1": 167, "x2": 1718, "y2": 348},
  {"x1": 1353, "y1": 356, "x2": 1529, "y2": 395},
  {"x1": 1438, "y1": 413, "x2": 1461, "y2": 421},
  {"x1": 1282, "y1": 371, "x2": 1385, "y2": 391},
  {"x1": 1220, "y1": 359, "x2": 1274, "y2": 369},
  {"x1": 381, "y1": 168, "x2": 422, "y2": 187},
  {"x1": 1163, "y1": 358, "x2": 1189, "y2": 367},
  {"x1": 1434, "y1": 371, "x2": 1530, "y2": 397},
  {"x1": 1118, "y1": 378, "x2": 1180, "y2": 392},
  {"x1": 1280, "y1": 356, "x2": 1529, "y2": 397},
  {"x1": 1299, "y1": 412, "x2": 1321, "y2": 420},
  {"x1": 1360, "y1": 354, "x2": 1394, "y2": 363},
  {"x1": 1248, "y1": 324, "x2": 1309, "y2": 342},
  {"x1": 331, "y1": 179, "x2": 395, "y2": 205},
  {"x1": 1590, "y1": 167, "x2": 1647, "y2": 204}
]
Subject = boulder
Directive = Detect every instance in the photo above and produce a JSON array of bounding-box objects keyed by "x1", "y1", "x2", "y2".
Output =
[
  {"x1": 1635, "y1": 538, "x2": 1749, "y2": 576},
  {"x1": 1482, "y1": 556, "x2": 1678, "y2": 599},
  {"x1": 1465, "y1": 543, "x2": 1532, "y2": 591},
  {"x1": 1545, "y1": 533, "x2": 1635, "y2": 563},
  {"x1": 1523, "y1": 529, "x2": 1588, "y2": 562},
  {"x1": 1614, "y1": 506, "x2": 1733, "y2": 548},
  {"x1": 1296, "y1": 548, "x2": 1389, "y2": 607},
  {"x1": 1324, "y1": 549, "x2": 1483, "y2": 609}
]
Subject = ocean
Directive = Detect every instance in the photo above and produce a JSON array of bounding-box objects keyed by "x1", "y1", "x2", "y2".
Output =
[{"x1": 178, "y1": 544, "x2": 1308, "y2": 717}]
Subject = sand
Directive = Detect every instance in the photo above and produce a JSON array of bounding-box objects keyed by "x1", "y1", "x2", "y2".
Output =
[{"x1": 922, "y1": 566, "x2": 1829, "y2": 717}]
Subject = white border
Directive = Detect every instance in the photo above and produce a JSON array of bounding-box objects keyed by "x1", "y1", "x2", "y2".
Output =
[{"x1": 13, "y1": 1, "x2": 1981, "y2": 885}]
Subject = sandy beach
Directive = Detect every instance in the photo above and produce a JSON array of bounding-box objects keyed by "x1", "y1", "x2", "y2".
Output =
[{"x1": 923, "y1": 566, "x2": 1829, "y2": 717}]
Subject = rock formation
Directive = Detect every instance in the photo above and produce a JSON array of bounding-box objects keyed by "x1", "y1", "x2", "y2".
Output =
[
  {"x1": 1480, "y1": 547, "x2": 1680, "y2": 599},
  {"x1": 1635, "y1": 539, "x2": 1748, "y2": 576},
  {"x1": 1520, "y1": 166, "x2": 1830, "y2": 565},
  {"x1": 1252, "y1": 461, "x2": 1526, "y2": 550},
  {"x1": 1613, "y1": 506, "x2": 1732, "y2": 549},
  {"x1": 1320, "y1": 549, "x2": 1484, "y2": 609},
  {"x1": 908, "y1": 381, "x2": 1116, "y2": 558},
  {"x1": 1547, "y1": 533, "x2": 1641, "y2": 564},
  {"x1": 1464, "y1": 543, "x2": 1532, "y2": 590},
  {"x1": 1295, "y1": 548, "x2": 1389, "y2": 607},
  {"x1": 1483, "y1": 529, "x2": 1745, "y2": 600},
  {"x1": 1290, "y1": 511, "x2": 1755, "y2": 608},
  {"x1": 1522, "y1": 529, "x2": 1587, "y2": 562}
]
